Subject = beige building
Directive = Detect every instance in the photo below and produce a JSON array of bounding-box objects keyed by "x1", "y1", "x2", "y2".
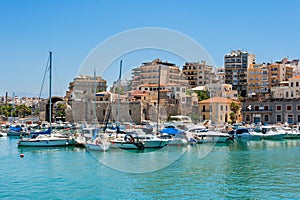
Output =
[
  {"x1": 182, "y1": 61, "x2": 214, "y2": 88},
  {"x1": 67, "y1": 75, "x2": 107, "y2": 101},
  {"x1": 199, "y1": 97, "x2": 241, "y2": 125},
  {"x1": 205, "y1": 83, "x2": 238, "y2": 100},
  {"x1": 269, "y1": 58, "x2": 294, "y2": 88},
  {"x1": 247, "y1": 63, "x2": 269, "y2": 96},
  {"x1": 66, "y1": 75, "x2": 107, "y2": 123},
  {"x1": 271, "y1": 75, "x2": 300, "y2": 99},
  {"x1": 131, "y1": 59, "x2": 188, "y2": 90}
]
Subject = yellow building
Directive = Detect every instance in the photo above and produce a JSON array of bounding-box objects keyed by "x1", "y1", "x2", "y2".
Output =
[
  {"x1": 199, "y1": 97, "x2": 241, "y2": 125},
  {"x1": 247, "y1": 63, "x2": 269, "y2": 96}
]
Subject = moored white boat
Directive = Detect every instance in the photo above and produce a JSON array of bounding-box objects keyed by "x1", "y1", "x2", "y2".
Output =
[
  {"x1": 84, "y1": 129, "x2": 110, "y2": 151},
  {"x1": 253, "y1": 126, "x2": 286, "y2": 140},
  {"x1": 281, "y1": 126, "x2": 300, "y2": 139},
  {"x1": 18, "y1": 133, "x2": 74, "y2": 147},
  {"x1": 186, "y1": 125, "x2": 233, "y2": 143},
  {"x1": 110, "y1": 133, "x2": 167, "y2": 149},
  {"x1": 230, "y1": 128, "x2": 262, "y2": 141},
  {"x1": 17, "y1": 52, "x2": 75, "y2": 148},
  {"x1": 85, "y1": 138, "x2": 110, "y2": 151},
  {"x1": 110, "y1": 135, "x2": 145, "y2": 150}
]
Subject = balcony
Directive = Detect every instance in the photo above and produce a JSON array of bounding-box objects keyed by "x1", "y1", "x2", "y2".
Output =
[{"x1": 241, "y1": 109, "x2": 272, "y2": 114}]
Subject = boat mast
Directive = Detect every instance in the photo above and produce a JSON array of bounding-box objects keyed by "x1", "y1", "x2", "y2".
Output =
[
  {"x1": 49, "y1": 51, "x2": 52, "y2": 131},
  {"x1": 117, "y1": 60, "x2": 122, "y2": 124},
  {"x1": 156, "y1": 65, "x2": 161, "y2": 134},
  {"x1": 94, "y1": 68, "x2": 97, "y2": 128}
]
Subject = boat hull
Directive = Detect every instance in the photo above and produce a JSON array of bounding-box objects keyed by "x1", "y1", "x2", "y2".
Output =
[
  {"x1": 7, "y1": 131, "x2": 28, "y2": 136},
  {"x1": 262, "y1": 134, "x2": 285, "y2": 140},
  {"x1": 18, "y1": 138, "x2": 73, "y2": 147},
  {"x1": 110, "y1": 141, "x2": 144, "y2": 149},
  {"x1": 85, "y1": 143, "x2": 110, "y2": 151}
]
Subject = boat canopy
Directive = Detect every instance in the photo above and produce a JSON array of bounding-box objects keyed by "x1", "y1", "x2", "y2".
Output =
[
  {"x1": 160, "y1": 127, "x2": 184, "y2": 135},
  {"x1": 30, "y1": 128, "x2": 51, "y2": 135},
  {"x1": 9, "y1": 126, "x2": 22, "y2": 132}
]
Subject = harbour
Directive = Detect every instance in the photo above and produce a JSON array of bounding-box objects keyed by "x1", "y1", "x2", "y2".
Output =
[
  {"x1": 1, "y1": 136, "x2": 300, "y2": 199},
  {"x1": 1, "y1": 1, "x2": 300, "y2": 199}
]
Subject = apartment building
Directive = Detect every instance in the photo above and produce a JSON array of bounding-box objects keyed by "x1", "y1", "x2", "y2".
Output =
[
  {"x1": 224, "y1": 50, "x2": 256, "y2": 96},
  {"x1": 271, "y1": 75, "x2": 300, "y2": 99},
  {"x1": 182, "y1": 61, "x2": 214, "y2": 88},
  {"x1": 269, "y1": 58, "x2": 294, "y2": 88},
  {"x1": 131, "y1": 59, "x2": 187, "y2": 90},
  {"x1": 247, "y1": 63, "x2": 269, "y2": 96}
]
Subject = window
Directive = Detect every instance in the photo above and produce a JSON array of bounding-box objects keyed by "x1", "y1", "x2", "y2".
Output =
[
  {"x1": 103, "y1": 109, "x2": 106, "y2": 116},
  {"x1": 220, "y1": 105, "x2": 223, "y2": 111},
  {"x1": 276, "y1": 115, "x2": 282, "y2": 122},
  {"x1": 286, "y1": 105, "x2": 292, "y2": 111},
  {"x1": 276, "y1": 105, "x2": 282, "y2": 111},
  {"x1": 264, "y1": 115, "x2": 269, "y2": 122},
  {"x1": 297, "y1": 105, "x2": 300, "y2": 111},
  {"x1": 129, "y1": 109, "x2": 132, "y2": 115},
  {"x1": 264, "y1": 105, "x2": 269, "y2": 111},
  {"x1": 288, "y1": 115, "x2": 293, "y2": 124},
  {"x1": 246, "y1": 115, "x2": 250, "y2": 121},
  {"x1": 255, "y1": 106, "x2": 259, "y2": 111},
  {"x1": 202, "y1": 105, "x2": 205, "y2": 112},
  {"x1": 298, "y1": 115, "x2": 300, "y2": 122},
  {"x1": 286, "y1": 91, "x2": 289, "y2": 98},
  {"x1": 297, "y1": 82, "x2": 299, "y2": 87}
]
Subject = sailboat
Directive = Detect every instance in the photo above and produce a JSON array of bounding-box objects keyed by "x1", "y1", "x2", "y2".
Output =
[
  {"x1": 83, "y1": 69, "x2": 110, "y2": 151},
  {"x1": 18, "y1": 52, "x2": 74, "y2": 147},
  {"x1": 110, "y1": 61, "x2": 168, "y2": 150}
]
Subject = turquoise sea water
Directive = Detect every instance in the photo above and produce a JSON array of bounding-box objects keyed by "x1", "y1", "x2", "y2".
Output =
[{"x1": 1, "y1": 137, "x2": 300, "y2": 200}]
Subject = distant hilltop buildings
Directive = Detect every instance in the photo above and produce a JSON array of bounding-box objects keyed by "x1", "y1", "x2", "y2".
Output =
[{"x1": 1, "y1": 50, "x2": 300, "y2": 126}]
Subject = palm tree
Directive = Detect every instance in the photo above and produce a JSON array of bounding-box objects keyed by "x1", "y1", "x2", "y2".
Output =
[{"x1": 15, "y1": 104, "x2": 32, "y2": 118}]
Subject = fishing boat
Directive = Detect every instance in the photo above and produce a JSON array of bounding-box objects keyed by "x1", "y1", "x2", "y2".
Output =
[{"x1": 18, "y1": 52, "x2": 74, "y2": 147}]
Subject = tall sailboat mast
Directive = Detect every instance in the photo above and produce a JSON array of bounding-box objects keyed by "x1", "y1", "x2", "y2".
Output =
[
  {"x1": 49, "y1": 51, "x2": 52, "y2": 131},
  {"x1": 156, "y1": 65, "x2": 161, "y2": 134},
  {"x1": 94, "y1": 68, "x2": 97, "y2": 127},
  {"x1": 117, "y1": 60, "x2": 122, "y2": 123}
]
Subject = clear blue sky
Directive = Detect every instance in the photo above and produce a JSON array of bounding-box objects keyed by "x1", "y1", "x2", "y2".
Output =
[{"x1": 1, "y1": 0, "x2": 299, "y2": 97}]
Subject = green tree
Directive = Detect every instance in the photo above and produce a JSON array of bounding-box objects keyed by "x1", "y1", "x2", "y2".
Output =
[
  {"x1": 229, "y1": 102, "x2": 240, "y2": 123},
  {"x1": 194, "y1": 91, "x2": 209, "y2": 101},
  {"x1": 56, "y1": 103, "x2": 66, "y2": 117},
  {"x1": 15, "y1": 104, "x2": 32, "y2": 118}
]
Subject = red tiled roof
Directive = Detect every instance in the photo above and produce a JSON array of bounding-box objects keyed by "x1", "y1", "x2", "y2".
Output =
[
  {"x1": 289, "y1": 75, "x2": 300, "y2": 80},
  {"x1": 199, "y1": 97, "x2": 235, "y2": 104}
]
